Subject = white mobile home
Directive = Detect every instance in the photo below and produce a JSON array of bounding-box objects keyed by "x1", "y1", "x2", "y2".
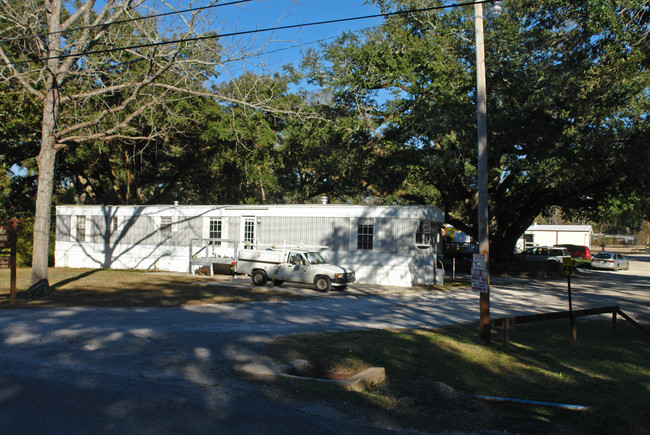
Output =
[
  {"x1": 517, "y1": 224, "x2": 593, "y2": 251},
  {"x1": 55, "y1": 204, "x2": 445, "y2": 287}
]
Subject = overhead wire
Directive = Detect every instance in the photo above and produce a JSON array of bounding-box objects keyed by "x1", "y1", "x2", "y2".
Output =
[
  {"x1": 0, "y1": 0, "x2": 256, "y2": 44},
  {"x1": 1, "y1": 0, "x2": 492, "y2": 66}
]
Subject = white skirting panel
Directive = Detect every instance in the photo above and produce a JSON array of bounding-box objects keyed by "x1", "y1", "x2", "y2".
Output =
[{"x1": 55, "y1": 242, "x2": 444, "y2": 286}]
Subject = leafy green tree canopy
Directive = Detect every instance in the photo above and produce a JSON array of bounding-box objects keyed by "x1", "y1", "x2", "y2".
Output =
[{"x1": 300, "y1": 0, "x2": 649, "y2": 259}]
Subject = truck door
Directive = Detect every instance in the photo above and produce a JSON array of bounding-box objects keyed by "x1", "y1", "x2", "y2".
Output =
[{"x1": 282, "y1": 252, "x2": 310, "y2": 283}]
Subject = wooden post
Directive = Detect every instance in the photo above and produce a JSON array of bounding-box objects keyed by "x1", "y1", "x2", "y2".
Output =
[
  {"x1": 570, "y1": 314, "x2": 577, "y2": 341},
  {"x1": 10, "y1": 220, "x2": 17, "y2": 305},
  {"x1": 452, "y1": 258, "x2": 456, "y2": 281},
  {"x1": 567, "y1": 274, "x2": 576, "y2": 341},
  {"x1": 612, "y1": 311, "x2": 617, "y2": 334},
  {"x1": 504, "y1": 318, "x2": 510, "y2": 350}
]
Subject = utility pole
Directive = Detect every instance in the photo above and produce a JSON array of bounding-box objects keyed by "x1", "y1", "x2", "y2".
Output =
[{"x1": 474, "y1": 2, "x2": 490, "y2": 343}]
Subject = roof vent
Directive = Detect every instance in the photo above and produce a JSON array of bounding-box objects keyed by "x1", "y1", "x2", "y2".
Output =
[{"x1": 321, "y1": 195, "x2": 328, "y2": 205}]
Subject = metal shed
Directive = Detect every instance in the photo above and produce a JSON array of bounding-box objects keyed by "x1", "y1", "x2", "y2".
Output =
[{"x1": 55, "y1": 204, "x2": 445, "y2": 287}]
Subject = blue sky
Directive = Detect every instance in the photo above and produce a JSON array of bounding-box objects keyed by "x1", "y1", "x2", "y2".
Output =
[{"x1": 211, "y1": 0, "x2": 385, "y2": 74}]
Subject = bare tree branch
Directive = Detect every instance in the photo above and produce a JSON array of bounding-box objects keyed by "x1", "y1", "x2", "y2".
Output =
[{"x1": 0, "y1": 0, "x2": 316, "y2": 290}]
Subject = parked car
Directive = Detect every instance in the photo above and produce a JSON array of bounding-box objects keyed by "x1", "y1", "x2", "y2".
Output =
[
  {"x1": 591, "y1": 252, "x2": 630, "y2": 271},
  {"x1": 517, "y1": 246, "x2": 570, "y2": 263},
  {"x1": 559, "y1": 244, "x2": 592, "y2": 260}
]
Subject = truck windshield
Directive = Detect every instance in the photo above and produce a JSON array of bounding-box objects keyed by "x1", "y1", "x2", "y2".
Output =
[{"x1": 305, "y1": 252, "x2": 327, "y2": 265}]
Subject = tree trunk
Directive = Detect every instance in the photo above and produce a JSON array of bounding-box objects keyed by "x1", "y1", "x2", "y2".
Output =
[
  {"x1": 29, "y1": 95, "x2": 60, "y2": 294},
  {"x1": 30, "y1": 0, "x2": 62, "y2": 294},
  {"x1": 491, "y1": 229, "x2": 522, "y2": 263},
  {"x1": 124, "y1": 148, "x2": 138, "y2": 204},
  {"x1": 259, "y1": 180, "x2": 266, "y2": 203},
  {"x1": 491, "y1": 206, "x2": 540, "y2": 262}
]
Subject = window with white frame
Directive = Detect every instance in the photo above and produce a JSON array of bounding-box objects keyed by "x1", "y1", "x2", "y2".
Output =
[
  {"x1": 416, "y1": 221, "x2": 432, "y2": 248},
  {"x1": 209, "y1": 218, "x2": 222, "y2": 245},
  {"x1": 76, "y1": 216, "x2": 86, "y2": 242},
  {"x1": 357, "y1": 220, "x2": 374, "y2": 250},
  {"x1": 160, "y1": 216, "x2": 173, "y2": 232}
]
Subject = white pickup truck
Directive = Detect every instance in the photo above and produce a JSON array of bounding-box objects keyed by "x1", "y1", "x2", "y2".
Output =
[{"x1": 235, "y1": 249, "x2": 355, "y2": 292}]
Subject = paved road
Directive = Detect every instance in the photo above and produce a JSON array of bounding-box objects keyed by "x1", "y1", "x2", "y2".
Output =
[{"x1": 0, "y1": 254, "x2": 648, "y2": 433}]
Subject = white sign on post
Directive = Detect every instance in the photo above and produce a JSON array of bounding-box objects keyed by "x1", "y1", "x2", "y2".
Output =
[{"x1": 471, "y1": 253, "x2": 488, "y2": 293}]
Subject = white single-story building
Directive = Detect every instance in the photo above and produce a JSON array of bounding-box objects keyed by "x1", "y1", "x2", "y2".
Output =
[
  {"x1": 517, "y1": 224, "x2": 593, "y2": 251},
  {"x1": 55, "y1": 204, "x2": 445, "y2": 287}
]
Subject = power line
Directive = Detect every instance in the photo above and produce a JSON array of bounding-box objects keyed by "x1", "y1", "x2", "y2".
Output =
[
  {"x1": 258, "y1": 35, "x2": 340, "y2": 57},
  {"x1": 3, "y1": 0, "x2": 491, "y2": 66},
  {"x1": 0, "y1": 0, "x2": 256, "y2": 44}
]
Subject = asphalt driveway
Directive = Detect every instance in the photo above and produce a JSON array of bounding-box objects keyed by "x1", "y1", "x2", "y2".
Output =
[{"x1": 0, "y1": 254, "x2": 647, "y2": 433}]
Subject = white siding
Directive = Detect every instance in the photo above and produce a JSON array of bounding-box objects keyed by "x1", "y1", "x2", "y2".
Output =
[{"x1": 55, "y1": 204, "x2": 444, "y2": 286}]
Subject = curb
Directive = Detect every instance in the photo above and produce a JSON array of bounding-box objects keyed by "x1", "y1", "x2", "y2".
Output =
[{"x1": 237, "y1": 359, "x2": 386, "y2": 392}]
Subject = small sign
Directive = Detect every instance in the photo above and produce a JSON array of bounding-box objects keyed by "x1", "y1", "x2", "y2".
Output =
[
  {"x1": 562, "y1": 257, "x2": 573, "y2": 276},
  {"x1": 0, "y1": 225, "x2": 10, "y2": 249},
  {"x1": 0, "y1": 256, "x2": 11, "y2": 269},
  {"x1": 472, "y1": 254, "x2": 488, "y2": 293}
]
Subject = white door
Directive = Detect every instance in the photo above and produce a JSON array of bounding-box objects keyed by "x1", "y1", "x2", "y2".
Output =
[{"x1": 242, "y1": 217, "x2": 256, "y2": 249}]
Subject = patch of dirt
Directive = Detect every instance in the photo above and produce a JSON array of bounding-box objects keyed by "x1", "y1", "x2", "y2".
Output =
[{"x1": 259, "y1": 374, "x2": 574, "y2": 434}]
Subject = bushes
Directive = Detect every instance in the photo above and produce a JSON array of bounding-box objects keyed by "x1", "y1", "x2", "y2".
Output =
[{"x1": 10, "y1": 218, "x2": 55, "y2": 267}]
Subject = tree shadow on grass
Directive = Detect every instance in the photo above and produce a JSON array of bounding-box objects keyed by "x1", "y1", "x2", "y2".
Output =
[
  {"x1": 50, "y1": 269, "x2": 101, "y2": 291},
  {"x1": 265, "y1": 320, "x2": 649, "y2": 434},
  {"x1": 0, "y1": 270, "x2": 309, "y2": 308}
]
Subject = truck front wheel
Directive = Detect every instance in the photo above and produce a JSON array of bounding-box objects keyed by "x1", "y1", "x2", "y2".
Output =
[
  {"x1": 314, "y1": 276, "x2": 331, "y2": 292},
  {"x1": 252, "y1": 270, "x2": 268, "y2": 286}
]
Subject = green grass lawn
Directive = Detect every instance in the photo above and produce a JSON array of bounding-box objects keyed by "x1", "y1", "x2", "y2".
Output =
[
  {"x1": 0, "y1": 267, "x2": 464, "y2": 307},
  {"x1": 0, "y1": 267, "x2": 307, "y2": 307},
  {"x1": 266, "y1": 319, "x2": 649, "y2": 434}
]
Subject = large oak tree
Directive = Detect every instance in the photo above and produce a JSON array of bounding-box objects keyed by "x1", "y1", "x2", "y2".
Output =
[{"x1": 302, "y1": 0, "x2": 649, "y2": 259}]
